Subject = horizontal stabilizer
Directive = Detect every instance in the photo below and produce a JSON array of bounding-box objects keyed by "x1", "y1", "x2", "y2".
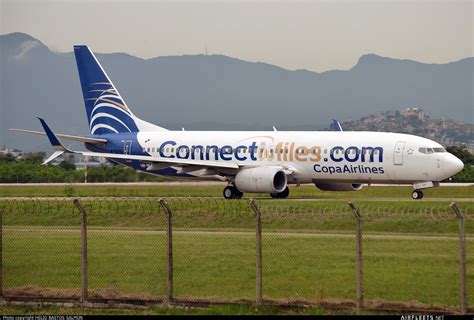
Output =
[{"x1": 10, "y1": 129, "x2": 107, "y2": 144}]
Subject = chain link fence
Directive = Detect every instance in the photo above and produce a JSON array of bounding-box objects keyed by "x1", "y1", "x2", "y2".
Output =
[{"x1": 0, "y1": 197, "x2": 471, "y2": 313}]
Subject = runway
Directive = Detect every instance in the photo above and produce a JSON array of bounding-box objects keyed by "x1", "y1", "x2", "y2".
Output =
[
  {"x1": 0, "y1": 182, "x2": 472, "y2": 187},
  {"x1": 1, "y1": 196, "x2": 472, "y2": 202}
]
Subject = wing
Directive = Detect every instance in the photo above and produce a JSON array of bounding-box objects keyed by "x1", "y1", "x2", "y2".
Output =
[{"x1": 77, "y1": 150, "x2": 239, "y2": 169}]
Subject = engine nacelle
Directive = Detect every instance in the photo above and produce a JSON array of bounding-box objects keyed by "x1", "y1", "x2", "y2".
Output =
[
  {"x1": 314, "y1": 182, "x2": 363, "y2": 192},
  {"x1": 235, "y1": 167, "x2": 287, "y2": 193}
]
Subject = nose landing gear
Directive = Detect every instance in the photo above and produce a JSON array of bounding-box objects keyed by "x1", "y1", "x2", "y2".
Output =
[
  {"x1": 411, "y1": 190, "x2": 424, "y2": 200},
  {"x1": 411, "y1": 181, "x2": 439, "y2": 200}
]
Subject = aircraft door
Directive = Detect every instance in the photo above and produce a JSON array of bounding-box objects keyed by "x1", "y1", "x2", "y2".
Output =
[{"x1": 393, "y1": 142, "x2": 405, "y2": 165}]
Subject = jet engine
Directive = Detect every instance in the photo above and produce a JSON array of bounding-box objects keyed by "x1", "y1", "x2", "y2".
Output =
[
  {"x1": 235, "y1": 167, "x2": 287, "y2": 193},
  {"x1": 314, "y1": 182, "x2": 363, "y2": 191}
]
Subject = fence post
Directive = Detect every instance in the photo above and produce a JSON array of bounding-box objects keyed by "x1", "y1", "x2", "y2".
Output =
[
  {"x1": 73, "y1": 199, "x2": 88, "y2": 305},
  {"x1": 159, "y1": 198, "x2": 173, "y2": 304},
  {"x1": 0, "y1": 205, "x2": 3, "y2": 299},
  {"x1": 249, "y1": 198, "x2": 263, "y2": 305},
  {"x1": 348, "y1": 202, "x2": 364, "y2": 313},
  {"x1": 451, "y1": 202, "x2": 467, "y2": 315}
]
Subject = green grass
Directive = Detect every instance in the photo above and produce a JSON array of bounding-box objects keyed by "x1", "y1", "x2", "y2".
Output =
[
  {"x1": 0, "y1": 184, "x2": 472, "y2": 199},
  {"x1": 4, "y1": 228, "x2": 472, "y2": 307},
  {"x1": 0, "y1": 304, "x2": 326, "y2": 315},
  {"x1": 0, "y1": 198, "x2": 472, "y2": 234}
]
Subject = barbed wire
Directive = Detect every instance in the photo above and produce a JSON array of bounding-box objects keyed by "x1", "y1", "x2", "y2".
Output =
[{"x1": 0, "y1": 197, "x2": 471, "y2": 223}]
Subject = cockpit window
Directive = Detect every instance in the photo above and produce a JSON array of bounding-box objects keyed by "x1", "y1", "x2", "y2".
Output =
[{"x1": 419, "y1": 147, "x2": 446, "y2": 154}]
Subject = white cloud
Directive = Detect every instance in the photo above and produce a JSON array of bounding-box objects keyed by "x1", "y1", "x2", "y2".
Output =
[{"x1": 13, "y1": 40, "x2": 40, "y2": 60}]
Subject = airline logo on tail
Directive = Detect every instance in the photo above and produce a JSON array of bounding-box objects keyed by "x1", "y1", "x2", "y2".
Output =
[
  {"x1": 87, "y1": 82, "x2": 138, "y2": 134},
  {"x1": 74, "y1": 45, "x2": 139, "y2": 135}
]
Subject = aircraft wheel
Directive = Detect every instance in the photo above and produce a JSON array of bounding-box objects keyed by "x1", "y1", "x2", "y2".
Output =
[
  {"x1": 223, "y1": 186, "x2": 243, "y2": 199},
  {"x1": 411, "y1": 190, "x2": 423, "y2": 200},
  {"x1": 234, "y1": 190, "x2": 244, "y2": 199},
  {"x1": 270, "y1": 187, "x2": 289, "y2": 199}
]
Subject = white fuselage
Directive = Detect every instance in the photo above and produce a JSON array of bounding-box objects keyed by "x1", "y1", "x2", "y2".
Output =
[{"x1": 135, "y1": 130, "x2": 463, "y2": 184}]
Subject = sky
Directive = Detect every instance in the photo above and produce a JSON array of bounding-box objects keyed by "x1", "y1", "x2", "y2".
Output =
[{"x1": 0, "y1": 0, "x2": 473, "y2": 72}]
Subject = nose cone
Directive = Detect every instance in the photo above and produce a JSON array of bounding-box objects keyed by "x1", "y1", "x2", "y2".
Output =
[{"x1": 444, "y1": 153, "x2": 464, "y2": 177}]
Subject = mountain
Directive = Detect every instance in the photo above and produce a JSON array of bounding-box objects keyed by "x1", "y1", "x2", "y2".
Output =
[{"x1": 1, "y1": 32, "x2": 473, "y2": 151}]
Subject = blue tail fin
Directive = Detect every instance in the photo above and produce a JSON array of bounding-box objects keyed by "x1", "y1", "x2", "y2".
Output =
[{"x1": 74, "y1": 45, "x2": 166, "y2": 134}]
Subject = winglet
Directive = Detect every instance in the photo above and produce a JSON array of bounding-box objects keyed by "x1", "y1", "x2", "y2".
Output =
[
  {"x1": 37, "y1": 118, "x2": 72, "y2": 153},
  {"x1": 332, "y1": 119, "x2": 343, "y2": 132}
]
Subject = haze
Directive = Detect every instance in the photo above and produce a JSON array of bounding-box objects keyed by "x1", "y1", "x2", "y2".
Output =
[{"x1": 1, "y1": 0, "x2": 472, "y2": 72}]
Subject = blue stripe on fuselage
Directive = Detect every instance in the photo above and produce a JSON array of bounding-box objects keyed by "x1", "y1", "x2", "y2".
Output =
[{"x1": 84, "y1": 132, "x2": 193, "y2": 178}]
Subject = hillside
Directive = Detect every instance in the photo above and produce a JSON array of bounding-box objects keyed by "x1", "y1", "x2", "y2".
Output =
[
  {"x1": 1, "y1": 32, "x2": 473, "y2": 151},
  {"x1": 339, "y1": 109, "x2": 474, "y2": 148}
]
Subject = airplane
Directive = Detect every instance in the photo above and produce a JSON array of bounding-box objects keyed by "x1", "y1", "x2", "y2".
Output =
[{"x1": 11, "y1": 46, "x2": 464, "y2": 200}]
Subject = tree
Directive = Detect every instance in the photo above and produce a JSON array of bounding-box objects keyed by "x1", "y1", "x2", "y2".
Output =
[
  {"x1": 23, "y1": 152, "x2": 46, "y2": 164},
  {"x1": 0, "y1": 153, "x2": 16, "y2": 163},
  {"x1": 58, "y1": 159, "x2": 76, "y2": 171},
  {"x1": 446, "y1": 146, "x2": 474, "y2": 165}
]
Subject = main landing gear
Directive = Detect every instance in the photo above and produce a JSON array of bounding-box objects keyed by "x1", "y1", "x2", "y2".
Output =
[
  {"x1": 223, "y1": 185, "x2": 243, "y2": 199},
  {"x1": 411, "y1": 190, "x2": 424, "y2": 200},
  {"x1": 270, "y1": 186, "x2": 290, "y2": 199},
  {"x1": 223, "y1": 186, "x2": 290, "y2": 199}
]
